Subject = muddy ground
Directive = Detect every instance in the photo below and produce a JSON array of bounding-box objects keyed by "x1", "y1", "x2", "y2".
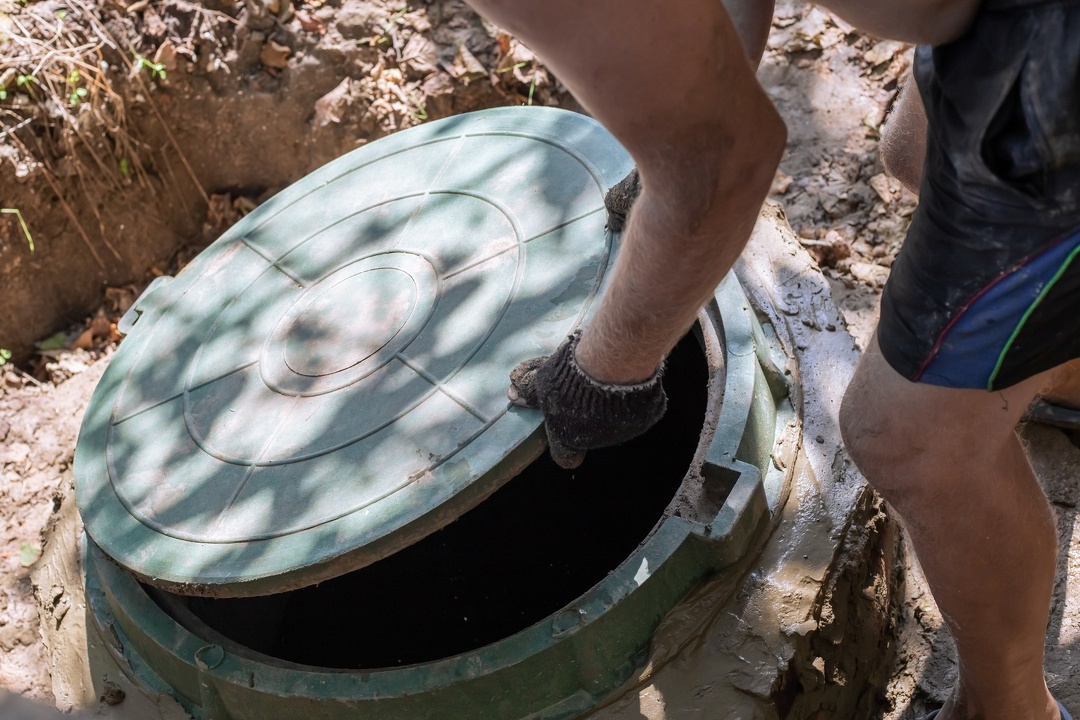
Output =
[{"x1": 0, "y1": 0, "x2": 1077, "y2": 716}]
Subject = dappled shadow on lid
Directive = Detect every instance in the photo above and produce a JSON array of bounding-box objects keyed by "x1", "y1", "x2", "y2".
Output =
[{"x1": 154, "y1": 332, "x2": 709, "y2": 669}]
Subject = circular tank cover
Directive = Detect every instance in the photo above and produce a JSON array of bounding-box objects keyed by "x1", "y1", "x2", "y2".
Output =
[{"x1": 74, "y1": 108, "x2": 632, "y2": 597}]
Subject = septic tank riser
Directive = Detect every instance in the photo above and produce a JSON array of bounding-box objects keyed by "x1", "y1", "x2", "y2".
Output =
[{"x1": 83, "y1": 269, "x2": 794, "y2": 720}]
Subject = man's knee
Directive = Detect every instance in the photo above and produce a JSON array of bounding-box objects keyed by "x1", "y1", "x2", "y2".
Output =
[
  {"x1": 879, "y1": 73, "x2": 927, "y2": 196},
  {"x1": 838, "y1": 378, "x2": 910, "y2": 495},
  {"x1": 636, "y1": 97, "x2": 787, "y2": 231},
  {"x1": 840, "y1": 340, "x2": 1045, "y2": 507},
  {"x1": 839, "y1": 375, "x2": 967, "y2": 515}
]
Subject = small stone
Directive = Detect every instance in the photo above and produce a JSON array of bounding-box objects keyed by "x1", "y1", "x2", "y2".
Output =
[
  {"x1": 771, "y1": 170, "x2": 794, "y2": 195},
  {"x1": 1, "y1": 442, "x2": 30, "y2": 466},
  {"x1": 100, "y1": 677, "x2": 126, "y2": 706},
  {"x1": 336, "y1": 3, "x2": 380, "y2": 39},
  {"x1": 850, "y1": 261, "x2": 891, "y2": 289},
  {"x1": 868, "y1": 173, "x2": 897, "y2": 204}
]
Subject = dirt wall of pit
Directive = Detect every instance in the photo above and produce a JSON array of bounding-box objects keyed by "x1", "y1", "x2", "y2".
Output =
[{"x1": 0, "y1": 0, "x2": 571, "y2": 360}]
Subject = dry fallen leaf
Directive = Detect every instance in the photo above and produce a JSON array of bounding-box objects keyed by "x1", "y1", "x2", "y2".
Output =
[
  {"x1": 771, "y1": 170, "x2": 794, "y2": 195},
  {"x1": 770, "y1": 7, "x2": 832, "y2": 52},
  {"x1": 105, "y1": 286, "x2": 136, "y2": 315},
  {"x1": 205, "y1": 193, "x2": 240, "y2": 231},
  {"x1": 864, "y1": 40, "x2": 906, "y2": 67},
  {"x1": 19, "y1": 542, "x2": 40, "y2": 567},
  {"x1": 233, "y1": 196, "x2": 258, "y2": 215},
  {"x1": 91, "y1": 310, "x2": 111, "y2": 339},
  {"x1": 869, "y1": 173, "x2": 898, "y2": 204},
  {"x1": 313, "y1": 78, "x2": 352, "y2": 127},
  {"x1": 260, "y1": 40, "x2": 292, "y2": 69},
  {"x1": 153, "y1": 40, "x2": 179, "y2": 72},
  {"x1": 143, "y1": 6, "x2": 167, "y2": 37},
  {"x1": 850, "y1": 261, "x2": 891, "y2": 289},
  {"x1": 402, "y1": 33, "x2": 438, "y2": 75},
  {"x1": 452, "y1": 42, "x2": 487, "y2": 83},
  {"x1": 802, "y1": 234, "x2": 851, "y2": 268},
  {"x1": 72, "y1": 328, "x2": 94, "y2": 350},
  {"x1": 296, "y1": 9, "x2": 326, "y2": 33}
]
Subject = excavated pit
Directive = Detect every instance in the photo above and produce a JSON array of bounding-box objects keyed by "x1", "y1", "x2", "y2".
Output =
[{"x1": 147, "y1": 331, "x2": 710, "y2": 670}]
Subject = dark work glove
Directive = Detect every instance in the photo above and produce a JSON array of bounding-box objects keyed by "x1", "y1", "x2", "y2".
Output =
[
  {"x1": 508, "y1": 331, "x2": 667, "y2": 469},
  {"x1": 604, "y1": 168, "x2": 641, "y2": 232}
]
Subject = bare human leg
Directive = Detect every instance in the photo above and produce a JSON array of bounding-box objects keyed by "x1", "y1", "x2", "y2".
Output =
[
  {"x1": 462, "y1": 0, "x2": 786, "y2": 384},
  {"x1": 722, "y1": 0, "x2": 775, "y2": 65},
  {"x1": 840, "y1": 337, "x2": 1061, "y2": 720},
  {"x1": 1039, "y1": 363, "x2": 1080, "y2": 409},
  {"x1": 879, "y1": 73, "x2": 927, "y2": 196}
]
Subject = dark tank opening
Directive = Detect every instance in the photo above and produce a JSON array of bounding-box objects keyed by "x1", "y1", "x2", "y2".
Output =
[{"x1": 156, "y1": 331, "x2": 710, "y2": 670}]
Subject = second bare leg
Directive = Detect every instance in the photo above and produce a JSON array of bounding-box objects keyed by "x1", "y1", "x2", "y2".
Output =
[{"x1": 841, "y1": 338, "x2": 1061, "y2": 720}]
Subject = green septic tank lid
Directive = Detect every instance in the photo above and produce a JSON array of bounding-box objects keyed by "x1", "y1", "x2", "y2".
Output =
[{"x1": 74, "y1": 108, "x2": 631, "y2": 597}]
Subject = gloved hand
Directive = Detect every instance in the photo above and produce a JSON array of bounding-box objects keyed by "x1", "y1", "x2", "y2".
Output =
[
  {"x1": 604, "y1": 168, "x2": 641, "y2": 232},
  {"x1": 508, "y1": 331, "x2": 667, "y2": 469}
]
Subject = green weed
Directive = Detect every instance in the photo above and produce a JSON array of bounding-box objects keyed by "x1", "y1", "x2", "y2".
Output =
[
  {"x1": 373, "y1": 6, "x2": 408, "y2": 45},
  {"x1": 497, "y1": 61, "x2": 536, "y2": 105},
  {"x1": 67, "y1": 68, "x2": 87, "y2": 105},
  {"x1": 408, "y1": 91, "x2": 427, "y2": 121},
  {"x1": 38, "y1": 332, "x2": 67, "y2": 351},
  {"x1": 497, "y1": 61, "x2": 528, "y2": 74},
  {"x1": 133, "y1": 53, "x2": 166, "y2": 80},
  {"x1": 1, "y1": 208, "x2": 34, "y2": 251},
  {"x1": 15, "y1": 73, "x2": 38, "y2": 98}
]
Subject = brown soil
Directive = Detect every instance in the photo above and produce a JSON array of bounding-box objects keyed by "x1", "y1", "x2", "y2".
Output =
[
  {"x1": 1, "y1": 0, "x2": 1077, "y2": 716},
  {"x1": 0, "y1": 0, "x2": 575, "y2": 365}
]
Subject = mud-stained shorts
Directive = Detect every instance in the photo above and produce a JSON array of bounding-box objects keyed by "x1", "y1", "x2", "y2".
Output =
[{"x1": 877, "y1": 0, "x2": 1080, "y2": 391}]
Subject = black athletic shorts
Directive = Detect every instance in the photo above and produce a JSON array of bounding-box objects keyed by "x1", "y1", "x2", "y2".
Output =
[{"x1": 877, "y1": 0, "x2": 1080, "y2": 391}]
